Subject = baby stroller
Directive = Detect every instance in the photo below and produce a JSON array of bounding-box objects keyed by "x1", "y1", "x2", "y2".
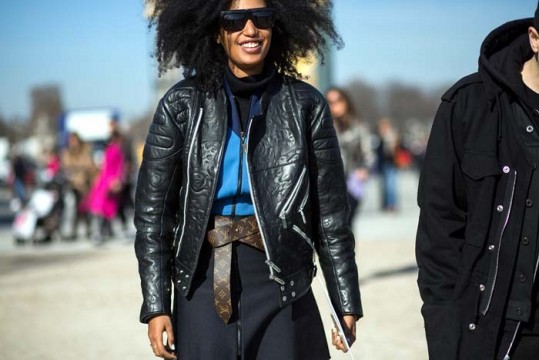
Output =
[{"x1": 12, "y1": 174, "x2": 64, "y2": 245}]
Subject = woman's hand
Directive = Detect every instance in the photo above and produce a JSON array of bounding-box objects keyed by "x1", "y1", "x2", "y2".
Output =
[
  {"x1": 331, "y1": 314, "x2": 357, "y2": 353},
  {"x1": 148, "y1": 315, "x2": 176, "y2": 359}
]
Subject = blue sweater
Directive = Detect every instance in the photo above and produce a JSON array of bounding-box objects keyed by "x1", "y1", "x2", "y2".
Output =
[{"x1": 211, "y1": 79, "x2": 262, "y2": 216}]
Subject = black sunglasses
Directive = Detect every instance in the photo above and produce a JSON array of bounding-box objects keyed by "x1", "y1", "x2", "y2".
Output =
[{"x1": 220, "y1": 8, "x2": 275, "y2": 32}]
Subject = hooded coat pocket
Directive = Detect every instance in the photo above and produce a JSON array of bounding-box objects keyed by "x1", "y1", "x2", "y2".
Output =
[
  {"x1": 461, "y1": 151, "x2": 501, "y2": 181},
  {"x1": 460, "y1": 151, "x2": 501, "y2": 251}
]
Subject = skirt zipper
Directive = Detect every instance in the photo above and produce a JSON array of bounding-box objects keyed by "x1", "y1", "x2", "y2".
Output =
[{"x1": 237, "y1": 295, "x2": 242, "y2": 359}]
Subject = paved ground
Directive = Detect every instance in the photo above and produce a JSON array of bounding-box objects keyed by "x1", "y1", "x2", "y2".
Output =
[{"x1": 0, "y1": 170, "x2": 427, "y2": 360}]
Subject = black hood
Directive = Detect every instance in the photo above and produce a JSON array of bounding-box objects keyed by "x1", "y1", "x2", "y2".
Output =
[{"x1": 479, "y1": 18, "x2": 534, "y2": 105}]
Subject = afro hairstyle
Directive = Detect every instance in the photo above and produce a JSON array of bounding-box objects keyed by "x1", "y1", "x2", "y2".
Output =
[{"x1": 147, "y1": 0, "x2": 343, "y2": 92}]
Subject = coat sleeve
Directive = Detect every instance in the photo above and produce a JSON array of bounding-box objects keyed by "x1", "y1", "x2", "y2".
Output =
[
  {"x1": 308, "y1": 96, "x2": 363, "y2": 319},
  {"x1": 134, "y1": 95, "x2": 186, "y2": 323},
  {"x1": 416, "y1": 97, "x2": 467, "y2": 358}
]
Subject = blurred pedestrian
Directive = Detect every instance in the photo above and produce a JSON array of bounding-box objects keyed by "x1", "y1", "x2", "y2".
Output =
[
  {"x1": 61, "y1": 132, "x2": 96, "y2": 240},
  {"x1": 42, "y1": 147, "x2": 61, "y2": 181},
  {"x1": 417, "y1": 3, "x2": 539, "y2": 359},
  {"x1": 135, "y1": 1, "x2": 362, "y2": 359},
  {"x1": 109, "y1": 121, "x2": 135, "y2": 237},
  {"x1": 326, "y1": 86, "x2": 374, "y2": 226},
  {"x1": 375, "y1": 117, "x2": 399, "y2": 212},
  {"x1": 10, "y1": 153, "x2": 29, "y2": 205},
  {"x1": 88, "y1": 129, "x2": 125, "y2": 243}
]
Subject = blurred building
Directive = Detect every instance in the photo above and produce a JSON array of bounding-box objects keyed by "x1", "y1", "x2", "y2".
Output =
[
  {"x1": 29, "y1": 85, "x2": 64, "y2": 152},
  {"x1": 297, "y1": 50, "x2": 333, "y2": 92}
]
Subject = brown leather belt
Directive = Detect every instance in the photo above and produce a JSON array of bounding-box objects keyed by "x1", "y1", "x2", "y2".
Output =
[{"x1": 207, "y1": 215, "x2": 264, "y2": 323}]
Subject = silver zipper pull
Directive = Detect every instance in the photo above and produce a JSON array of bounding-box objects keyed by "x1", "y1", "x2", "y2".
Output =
[
  {"x1": 281, "y1": 217, "x2": 288, "y2": 229},
  {"x1": 240, "y1": 131, "x2": 247, "y2": 153}
]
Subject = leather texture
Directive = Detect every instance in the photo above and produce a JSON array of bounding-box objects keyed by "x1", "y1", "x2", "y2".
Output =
[{"x1": 134, "y1": 75, "x2": 362, "y2": 323}]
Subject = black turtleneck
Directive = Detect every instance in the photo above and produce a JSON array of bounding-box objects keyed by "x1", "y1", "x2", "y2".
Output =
[{"x1": 225, "y1": 66, "x2": 274, "y2": 131}]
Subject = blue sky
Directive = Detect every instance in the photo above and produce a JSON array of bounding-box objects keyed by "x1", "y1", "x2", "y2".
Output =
[
  {"x1": 0, "y1": 0, "x2": 537, "y2": 121},
  {"x1": 334, "y1": 0, "x2": 537, "y2": 87}
]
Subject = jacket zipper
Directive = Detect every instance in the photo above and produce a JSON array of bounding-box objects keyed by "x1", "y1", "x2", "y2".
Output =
[
  {"x1": 235, "y1": 123, "x2": 248, "y2": 360},
  {"x1": 230, "y1": 131, "x2": 245, "y2": 217},
  {"x1": 279, "y1": 167, "x2": 307, "y2": 228},
  {"x1": 503, "y1": 322, "x2": 521, "y2": 360},
  {"x1": 245, "y1": 116, "x2": 284, "y2": 284},
  {"x1": 292, "y1": 225, "x2": 315, "y2": 250},
  {"x1": 175, "y1": 108, "x2": 204, "y2": 257},
  {"x1": 298, "y1": 181, "x2": 309, "y2": 224},
  {"x1": 481, "y1": 169, "x2": 517, "y2": 316}
]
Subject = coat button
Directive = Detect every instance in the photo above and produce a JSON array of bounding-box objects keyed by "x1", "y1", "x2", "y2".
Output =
[
  {"x1": 527, "y1": 125, "x2": 534, "y2": 133},
  {"x1": 479, "y1": 284, "x2": 486, "y2": 292},
  {"x1": 290, "y1": 280, "x2": 295, "y2": 286},
  {"x1": 281, "y1": 286, "x2": 285, "y2": 291},
  {"x1": 292, "y1": 291, "x2": 296, "y2": 297},
  {"x1": 282, "y1": 296, "x2": 288, "y2": 302},
  {"x1": 488, "y1": 244, "x2": 496, "y2": 251},
  {"x1": 520, "y1": 274, "x2": 527, "y2": 283},
  {"x1": 503, "y1": 166, "x2": 510, "y2": 174},
  {"x1": 523, "y1": 237, "x2": 530, "y2": 246},
  {"x1": 526, "y1": 199, "x2": 534, "y2": 207},
  {"x1": 469, "y1": 323, "x2": 476, "y2": 331},
  {"x1": 497, "y1": 205, "x2": 504, "y2": 212}
]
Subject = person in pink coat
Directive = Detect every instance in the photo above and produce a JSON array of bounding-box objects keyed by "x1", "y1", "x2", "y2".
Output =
[{"x1": 88, "y1": 129, "x2": 125, "y2": 242}]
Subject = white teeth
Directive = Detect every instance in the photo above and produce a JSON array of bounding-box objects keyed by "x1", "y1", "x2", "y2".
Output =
[{"x1": 241, "y1": 42, "x2": 260, "y2": 48}]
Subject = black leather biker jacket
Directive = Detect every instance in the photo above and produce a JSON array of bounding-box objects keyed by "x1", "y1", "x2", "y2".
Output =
[{"x1": 134, "y1": 75, "x2": 362, "y2": 323}]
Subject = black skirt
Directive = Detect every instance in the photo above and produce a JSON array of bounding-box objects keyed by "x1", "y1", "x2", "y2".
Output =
[{"x1": 173, "y1": 241, "x2": 330, "y2": 360}]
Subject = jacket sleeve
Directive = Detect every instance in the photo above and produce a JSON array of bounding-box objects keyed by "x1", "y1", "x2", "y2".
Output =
[
  {"x1": 416, "y1": 97, "x2": 467, "y2": 358},
  {"x1": 134, "y1": 95, "x2": 186, "y2": 323},
  {"x1": 308, "y1": 97, "x2": 363, "y2": 319}
]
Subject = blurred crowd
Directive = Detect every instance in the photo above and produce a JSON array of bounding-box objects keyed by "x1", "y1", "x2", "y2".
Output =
[
  {"x1": 5, "y1": 121, "x2": 135, "y2": 246},
  {"x1": 2, "y1": 87, "x2": 428, "y2": 246},
  {"x1": 325, "y1": 86, "x2": 427, "y2": 225}
]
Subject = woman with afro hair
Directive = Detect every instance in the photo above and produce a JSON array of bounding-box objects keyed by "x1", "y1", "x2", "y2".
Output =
[{"x1": 134, "y1": 0, "x2": 362, "y2": 359}]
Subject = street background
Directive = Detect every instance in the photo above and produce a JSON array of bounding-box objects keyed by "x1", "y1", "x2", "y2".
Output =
[
  {"x1": 0, "y1": 170, "x2": 425, "y2": 360},
  {"x1": 3, "y1": 1, "x2": 527, "y2": 359}
]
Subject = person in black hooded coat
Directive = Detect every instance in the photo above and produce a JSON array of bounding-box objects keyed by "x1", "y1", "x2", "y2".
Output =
[{"x1": 417, "y1": 2, "x2": 539, "y2": 359}]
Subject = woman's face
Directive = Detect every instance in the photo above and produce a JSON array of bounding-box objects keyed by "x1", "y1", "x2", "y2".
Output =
[
  {"x1": 219, "y1": 0, "x2": 272, "y2": 78},
  {"x1": 68, "y1": 134, "x2": 80, "y2": 149},
  {"x1": 326, "y1": 90, "x2": 349, "y2": 119}
]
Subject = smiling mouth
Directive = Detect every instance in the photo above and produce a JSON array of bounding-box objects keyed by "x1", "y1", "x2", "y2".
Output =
[{"x1": 240, "y1": 41, "x2": 262, "y2": 48}]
